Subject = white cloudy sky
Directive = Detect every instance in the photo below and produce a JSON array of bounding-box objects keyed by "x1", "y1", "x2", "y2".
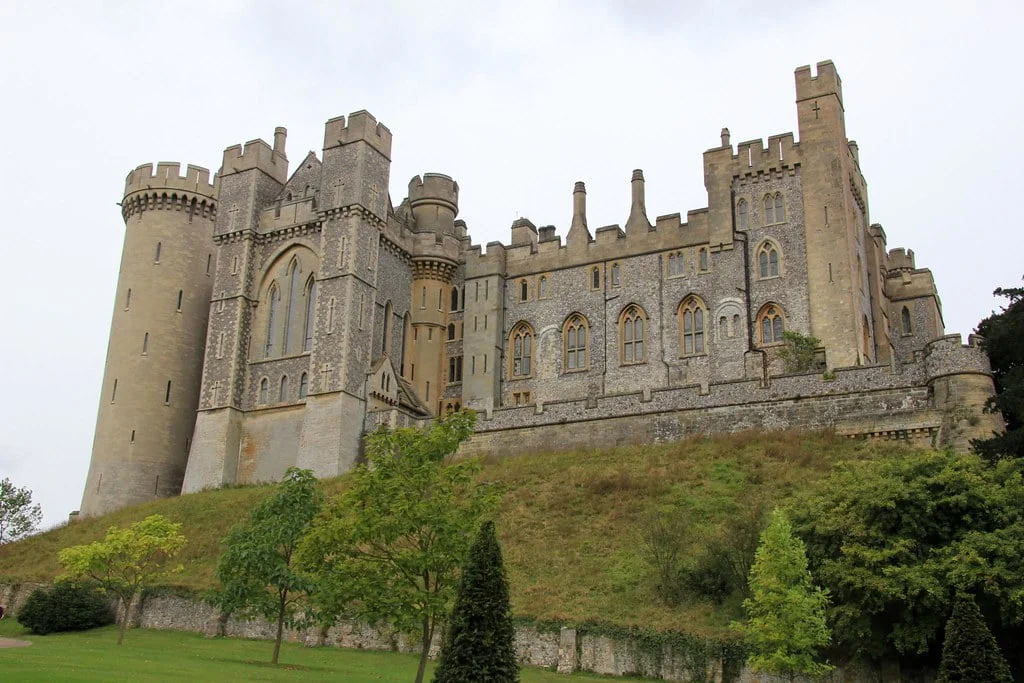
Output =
[{"x1": 1, "y1": 0, "x2": 1021, "y2": 528}]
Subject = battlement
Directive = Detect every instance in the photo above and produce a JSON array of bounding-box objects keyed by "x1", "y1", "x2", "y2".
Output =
[
  {"x1": 464, "y1": 241, "x2": 507, "y2": 278},
  {"x1": 794, "y1": 60, "x2": 843, "y2": 105},
  {"x1": 221, "y1": 133, "x2": 288, "y2": 184},
  {"x1": 924, "y1": 334, "x2": 993, "y2": 380},
  {"x1": 322, "y1": 110, "x2": 392, "y2": 160},
  {"x1": 124, "y1": 162, "x2": 217, "y2": 200},
  {"x1": 408, "y1": 173, "x2": 459, "y2": 212},
  {"x1": 704, "y1": 132, "x2": 800, "y2": 183},
  {"x1": 887, "y1": 247, "x2": 916, "y2": 271}
]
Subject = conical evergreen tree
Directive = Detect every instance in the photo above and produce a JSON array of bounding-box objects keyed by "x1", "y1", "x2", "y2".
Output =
[
  {"x1": 936, "y1": 594, "x2": 1012, "y2": 683},
  {"x1": 433, "y1": 520, "x2": 519, "y2": 683}
]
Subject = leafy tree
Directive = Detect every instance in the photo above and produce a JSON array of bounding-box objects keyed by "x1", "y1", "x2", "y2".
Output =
[
  {"x1": 791, "y1": 450, "x2": 1024, "y2": 661},
  {"x1": 299, "y1": 410, "x2": 500, "y2": 683},
  {"x1": 17, "y1": 581, "x2": 114, "y2": 634},
  {"x1": 974, "y1": 284, "x2": 1024, "y2": 462},
  {"x1": 936, "y1": 594, "x2": 1012, "y2": 683},
  {"x1": 0, "y1": 477, "x2": 43, "y2": 544},
  {"x1": 733, "y1": 509, "x2": 832, "y2": 680},
  {"x1": 213, "y1": 467, "x2": 323, "y2": 665},
  {"x1": 59, "y1": 514, "x2": 186, "y2": 644},
  {"x1": 777, "y1": 330, "x2": 823, "y2": 374},
  {"x1": 433, "y1": 520, "x2": 519, "y2": 683}
]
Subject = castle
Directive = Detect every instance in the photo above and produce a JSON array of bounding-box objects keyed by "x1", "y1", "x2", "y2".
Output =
[{"x1": 80, "y1": 61, "x2": 1002, "y2": 517}]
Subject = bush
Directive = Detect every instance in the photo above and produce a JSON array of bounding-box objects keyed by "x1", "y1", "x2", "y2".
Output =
[{"x1": 17, "y1": 582, "x2": 114, "y2": 634}]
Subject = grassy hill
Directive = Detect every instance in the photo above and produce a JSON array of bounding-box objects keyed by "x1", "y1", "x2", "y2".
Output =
[{"x1": 0, "y1": 431, "x2": 921, "y2": 637}]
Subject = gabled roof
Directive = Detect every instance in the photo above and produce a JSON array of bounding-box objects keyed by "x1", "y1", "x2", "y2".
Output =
[{"x1": 275, "y1": 151, "x2": 321, "y2": 203}]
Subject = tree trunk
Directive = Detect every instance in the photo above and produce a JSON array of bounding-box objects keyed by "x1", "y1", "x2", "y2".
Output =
[
  {"x1": 415, "y1": 613, "x2": 432, "y2": 683},
  {"x1": 272, "y1": 588, "x2": 287, "y2": 665},
  {"x1": 117, "y1": 596, "x2": 128, "y2": 645}
]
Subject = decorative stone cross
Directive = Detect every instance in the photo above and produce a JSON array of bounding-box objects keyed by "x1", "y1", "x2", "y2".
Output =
[
  {"x1": 320, "y1": 363, "x2": 333, "y2": 391},
  {"x1": 228, "y1": 203, "x2": 240, "y2": 231},
  {"x1": 812, "y1": 101, "x2": 821, "y2": 119},
  {"x1": 368, "y1": 182, "x2": 380, "y2": 209},
  {"x1": 333, "y1": 178, "x2": 345, "y2": 207},
  {"x1": 211, "y1": 380, "x2": 221, "y2": 405}
]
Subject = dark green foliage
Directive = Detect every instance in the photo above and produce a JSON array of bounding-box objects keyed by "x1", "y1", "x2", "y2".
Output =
[
  {"x1": 433, "y1": 521, "x2": 519, "y2": 683},
  {"x1": 17, "y1": 581, "x2": 114, "y2": 634},
  {"x1": 778, "y1": 330, "x2": 823, "y2": 374},
  {"x1": 213, "y1": 467, "x2": 323, "y2": 665},
  {"x1": 792, "y1": 450, "x2": 1024, "y2": 660},
  {"x1": 937, "y1": 594, "x2": 1012, "y2": 683},
  {"x1": 974, "y1": 285, "x2": 1024, "y2": 462}
]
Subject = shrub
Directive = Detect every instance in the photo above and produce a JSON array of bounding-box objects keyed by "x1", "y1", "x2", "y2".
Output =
[
  {"x1": 936, "y1": 594, "x2": 1012, "y2": 683},
  {"x1": 17, "y1": 581, "x2": 114, "y2": 634}
]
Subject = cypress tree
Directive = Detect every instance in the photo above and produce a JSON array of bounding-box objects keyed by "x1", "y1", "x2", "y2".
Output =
[
  {"x1": 433, "y1": 520, "x2": 519, "y2": 683},
  {"x1": 936, "y1": 594, "x2": 1012, "y2": 683}
]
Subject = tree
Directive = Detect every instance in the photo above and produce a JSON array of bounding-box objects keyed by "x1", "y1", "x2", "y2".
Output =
[
  {"x1": 791, "y1": 450, "x2": 1024, "y2": 661},
  {"x1": 59, "y1": 514, "x2": 186, "y2": 644},
  {"x1": 777, "y1": 330, "x2": 823, "y2": 374},
  {"x1": 0, "y1": 477, "x2": 43, "y2": 544},
  {"x1": 213, "y1": 467, "x2": 322, "y2": 665},
  {"x1": 433, "y1": 520, "x2": 519, "y2": 683},
  {"x1": 733, "y1": 509, "x2": 832, "y2": 681},
  {"x1": 936, "y1": 594, "x2": 1012, "y2": 683},
  {"x1": 299, "y1": 410, "x2": 500, "y2": 683},
  {"x1": 974, "y1": 284, "x2": 1024, "y2": 462}
]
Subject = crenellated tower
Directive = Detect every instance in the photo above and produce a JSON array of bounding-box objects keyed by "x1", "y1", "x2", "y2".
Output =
[
  {"x1": 405, "y1": 173, "x2": 461, "y2": 414},
  {"x1": 81, "y1": 163, "x2": 217, "y2": 516}
]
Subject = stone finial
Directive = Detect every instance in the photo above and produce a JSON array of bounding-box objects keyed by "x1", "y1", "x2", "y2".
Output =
[
  {"x1": 625, "y1": 169, "x2": 651, "y2": 236},
  {"x1": 567, "y1": 181, "x2": 592, "y2": 246},
  {"x1": 720, "y1": 127, "x2": 730, "y2": 148}
]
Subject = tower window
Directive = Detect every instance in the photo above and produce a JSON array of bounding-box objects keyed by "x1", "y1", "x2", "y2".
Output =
[
  {"x1": 451, "y1": 286, "x2": 460, "y2": 312},
  {"x1": 901, "y1": 306, "x2": 913, "y2": 335},
  {"x1": 520, "y1": 280, "x2": 528, "y2": 302},
  {"x1": 679, "y1": 296, "x2": 706, "y2": 356},
  {"x1": 758, "y1": 304, "x2": 785, "y2": 345},
  {"x1": 538, "y1": 276, "x2": 547, "y2": 299},
  {"x1": 448, "y1": 323, "x2": 456, "y2": 341},
  {"x1": 164, "y1": 381, "x2": 171, "y2": 405},
  {"x1": 449, "y1": 356, "x2": 463, "y2": 383},
  {"x1": 303, "y1": 276, "x2": 317, "y2": 353},
  {"x1": 259, "y1": 378, "x2": 268, "y2": 405},
  {"x1": 206, "y1": 254, "x2": 212, "y2": 275},
  {"x1": 130, "y1": 429, "x2": 135, "y2": 445},
  {"x1": 279, "y1": 375, "x2": 288, "y2": 402},
  {"x1": 591, "y1": 267, "x2": 600, "y2": 290},
  {"x1": 299, "y1": 372, "x2": 308, "y2": 399},
  {"x1": 764, "y1": 192, "x2": 785, "y2": 225},
  {"x1": 111, "y1": 379, "x2": 117, "y2": 403},
  {"x1": 564, "y1": 314, "x2": 589, "y2": 371},
  {"x1": 698, "y1": 248, "x2": 709, "y2": 272},
  {"x1": 154, "y1": 241, "x2": 161, "y2": 262},
  {"x1": 620, "y1": 305, "x2": 646, "y2": 364},
  {"x1": 176, "y1": 290, "x2": 183, "y2": 311},
  {"x1": 510, "y1": 323, "x2": 533, "y2": 377},
  {"x1": 142, "y1": 332, "x2": 149, "y2": 354},
  {"x1": 757, "y1": 241, "x2": 781, "y2": 279},
  {"x1": 611, "y1": 263, "x2": 621, "y2": 287},
  {"x1": 125, "y1": 288, "x2": 131, "y2": 310},
  {"x1": 737, "y1": 199, "x2": 748, "y2": 229}
]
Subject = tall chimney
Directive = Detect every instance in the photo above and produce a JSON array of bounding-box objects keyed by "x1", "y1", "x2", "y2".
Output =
[
  {"x1": 273, "y1": 126, "x2": 288, "y2": 157},
  {"x1": 566, "y1": 181, "x2": 592, "y2": 246},
  {"x1": 625, "y1": 169, "x2": 651, "y2": 235}
]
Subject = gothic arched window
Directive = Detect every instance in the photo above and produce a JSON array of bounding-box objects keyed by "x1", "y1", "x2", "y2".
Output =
[
  {"x1": 757, "y1": 241, "x2": 781, "y2": 279},
  {"x1": 564, "y1": 314, "x2": 589, "y2": 371},
  {"x1": 679, "y1": 296, "x2": 706, "y2": 356},
  {"x1": 757, "y1": 304, "x2": 785, "y2": 345},
  {"x1": 451, "y1": 286, "x2": 460, "y2": 312},
  {"x1": 901, "y1": 306, "x2": 913, "y2": 335},
  {"x1": 259, "y1": 378, "x2": 269, "y2": 405},
  {"x1": 283, "y1": 260, "x2": 301, "y2": 353},
  {"x1": 737, "y1": 198, "x2": 748, "y2": 229},
  {"x1": 538, "y1": 276, "x2": 547, "y2": 299},
  {"x1": 764, "y1": 192, "x2": 785, "y2": 224},
  {"x1": 303, "y1": 276, "x2": 317, "y2": 352},
  {"x1": 509, "y1": 322, "x2": 534, "y2": 378},
  {"x1": 519, "y1": 279, "x2": 529, "y2": 302},
  {"x1": 299, "y1": 372, "x2": 308, "y2": 399},
  {"x1": 620, "y1": 305, "x2": 647, "y2": 364},
  {"x1": 279, "y1": 375, "x2": 289, "y2": 402},
  {"x1": 265, "y1": 283, "x2": 280, "y2": 358}
]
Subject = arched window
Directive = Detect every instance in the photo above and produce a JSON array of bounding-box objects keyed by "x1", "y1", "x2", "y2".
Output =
[
  {"x1": 447, "y1": 323, "x2": 456, "y2": 340},
  {"x1": 299, "y1": 372, "x2": 308, "y2": 399},
  {"x1": 303, "y1": 276, "x2": 317, "y2": 352},
  {"x1": 667, "y1": 251, "x2": 684, "y2": 276},
  {"x1": 564, "y1": 314, "x2": 589, "y2": 371},
  {"x1": 538, "y1": 276, "x2": 547, "y2": 299},
  {"x1": 259, "y1": 378, "x2": 269, "y2": 405},
  {"x1": 519, "y1": 280, "x2": 528, "y2": 302},
  {"x1": 757, "y1": 241, "x2": 780, "y2": 278},
  {"x1": 698, "y1": 248, "x2": 709, "y2": 272},
  {"x1": 679, "y1": 296, "x2": 706, "y2": 356},
  {"x1": 757, "y1": 304, "x2": 785, "y2": 345},
  {"x1": 764, "y1": 192, "x2": 784, "y2": 224},
  {"x1": 509, "y1": 322, "x2": 533, "y2": 378},
  {"x1": 611, "y1": 263, "x2": 621, "y2": 287},
  {"x1": 279, "y1": 375, "x2": 289, "y2": 402},
  {"x1": 265, "y1": 283, "x2": 280, "y2": 358},
  {"x1": 451, "y1": 286, "x2": 460, "y2": 312},
  {"x1": 620, "y1": 305, "x2": 646, "y2": 364},
  {"x1": 901, "y1": 306, "x2": 913, "y2": 335},
  {"x1": 737, "y1": 199, "x2": 748, "y2": 229},
  {"x1": 382, "y1": 301, "x2": 392, "y2": 356},
  {"x1": 401, "y1": 312, "x2": 411, "y2": 376},
  {"x1": 283, "y1": 260, "x2": 301, "y2": 353},
  {"x1": 591, "y1": 267, "x2": 600, "y2": 290}
]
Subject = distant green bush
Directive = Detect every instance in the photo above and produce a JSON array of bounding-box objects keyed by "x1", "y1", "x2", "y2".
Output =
[{"x1": 17, "y1": 581, "x2": 114, "y2": 634}]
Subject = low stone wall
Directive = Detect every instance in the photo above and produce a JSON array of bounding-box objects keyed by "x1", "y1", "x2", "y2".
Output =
[{"x1": 0, "y1": 584, "x2": 881, "y2": 682}]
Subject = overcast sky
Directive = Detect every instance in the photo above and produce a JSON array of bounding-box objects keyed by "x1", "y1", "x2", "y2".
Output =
[{"x1": 1, "y1": 0, "x2": 1021, "y2": 528}]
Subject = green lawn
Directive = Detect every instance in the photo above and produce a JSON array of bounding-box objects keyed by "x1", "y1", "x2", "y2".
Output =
[{"x1": 0, "y1": 620, "x2": 640, "y2": 682}]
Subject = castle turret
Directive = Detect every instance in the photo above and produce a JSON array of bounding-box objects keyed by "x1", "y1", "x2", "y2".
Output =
[{"x1": 81, "y1": 162, "x2": 217, "y2": 516}]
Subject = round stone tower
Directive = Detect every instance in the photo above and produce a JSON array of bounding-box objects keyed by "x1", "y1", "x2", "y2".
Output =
[
  {"x1": 80, "y1": 162, "x2": 217, "y2": 517},
  {"x1": 406, "y1": 174, "x2": 460, "y2": 414}
]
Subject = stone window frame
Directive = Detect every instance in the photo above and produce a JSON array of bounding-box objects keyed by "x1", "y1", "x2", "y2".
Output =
[
  {"x1": 756, "y1": 240, "x2": 783, "y2": 280},
  {"x1": 518, "y1": 278, "x2": 530, "y2": 302},
  {"x1": 610, "y1": 262, "x2": 622, "y2": 288},
  {"x1": 538, "y1": 274, "x2": 549, "y2": 299},
  {"x1": 763, "y1": 192, "x2": 786, "y2": 225},
  {"x1": 666, "y1": 250, "x2": 686, "y2": 278},
  {"x1": 736, "y1": 198, "x2": 749, "y2": 230},
  {"x1": 508, "y1": 321, "x2": 534, "y2": 379},
  {"x1": 279, "y1": 374, "x2": 289, "y2": 402},
  {"x1": 563, "y1": 312, "x2": 590, "y2": 372},
  {"x1": 448, "y1": 355, "x2": 463, "y2": 384},
  {"x1": 678, "y1": 295, "x2": 708, "y2": 357},
  {"x1": 697, "y1": 247, "x2": 710, "y2": 273},
  {"x1": 450, "y1": 286, "x2": 461, "y2": 312},
  {"x1": 447, "y1": 322, "x2": 457, "y2": 341},
  {"x1": 303, "y1": 275, "x2": 317, "y2": 353},
  {"x1": 256, "y1": 244, "x2": 320, "y2": 361},
  {"x1": 299, "y1": 372, "x2": 308, "y2": 399},
  {"x1": 590, "y1": 266, "x2": 601, "y2": 291},
  {"x1": 756, "y1": 302, "x2": 786, "y2": 346},
  {"x1": 259, "y1": 377, "x2": 269, "y2": 405},
  {"x1": 619, "y1": 304, "x2": 647, "y2": 365},
  {"x1": 901, "y1": 305, "x2": 913, "y2": 336}
]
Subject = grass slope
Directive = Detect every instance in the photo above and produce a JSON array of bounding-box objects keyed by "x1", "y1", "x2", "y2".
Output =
[
  {"x1": 0, "y1": 620, "x2": 644, "y2": 682},
  {"x1": 0, "y1": 431, "x2": 920, "y2": 636}
]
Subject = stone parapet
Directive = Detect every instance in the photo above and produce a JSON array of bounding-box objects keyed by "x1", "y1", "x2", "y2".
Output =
[{"x1": 923, "y1": 334, "x2": 993, "y2": 380}]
